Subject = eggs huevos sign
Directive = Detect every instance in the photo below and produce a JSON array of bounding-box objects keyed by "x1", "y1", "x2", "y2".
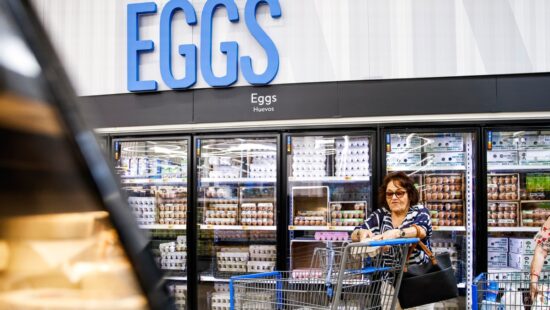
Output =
[{"x1": 127, "y1": 0, "x2": 281, "y2": 92}]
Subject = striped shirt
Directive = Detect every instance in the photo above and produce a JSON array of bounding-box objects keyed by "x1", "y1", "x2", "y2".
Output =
[{"x1": 358, "y1": 204, "x2": 433, "y2": 265}]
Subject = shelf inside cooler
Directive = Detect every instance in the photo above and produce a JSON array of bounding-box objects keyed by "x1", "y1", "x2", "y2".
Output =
[
  {"x1": 199, "y1": 224, "x2": 277, "y2": 231},
  {"x1": 201, "y1": 178, "x2": 276, "y2": 184},
  {"x1": 432, "y1": 226, "x2": 466, "y2": 231},
  {"x1": 140, "y1": 224, "x2": 187, "y2": 230},
  {"x1": 488, "y1": 165, "x2": 550, "y2": 171},
  {"x1": 288, "y1": 225, "x2": 356, "y2": 231},
  {"x1": 488, "y1": 227, "x2": 540, "y2": 232},
  {"x1": 198, "y1": 198, "x2": 239, "y2": 203},
  {"x1": 288, "y1": 176, "x2": 371, "y2": 183},
  {"x1": 387, "y1": 165, "x2": 466, "y2": 172},
  {"x1": 121, "y1": 178, "x2": 187, "y2": 184},
  {"x1": 200, "y1": 274, "x2": 230, "y2": 282}
]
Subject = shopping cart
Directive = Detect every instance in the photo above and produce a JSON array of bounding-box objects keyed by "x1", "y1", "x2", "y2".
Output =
[
  {"x1": 229, "y1": 238, "x2": 419, "y2": 310},
  {"x1": 472, "y1": 271, "x2": 550, "y2": 309}
]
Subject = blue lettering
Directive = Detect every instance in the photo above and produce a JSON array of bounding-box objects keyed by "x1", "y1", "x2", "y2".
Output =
[
  {"x1": 160, "y1": 0, "x2": 197, "y2": 89},
  {"x1": 200, "y1": 0, "x2": 239, "y2": 87},
  {"x1": 127, "y1": 0, "x2": 281, "y2": 91},
  {"x1": 241, "y1": 0, "x2": 281, "y2": 85},
  {"x1": 127, "y1": 2, "x2": 158, "y2": 92}
]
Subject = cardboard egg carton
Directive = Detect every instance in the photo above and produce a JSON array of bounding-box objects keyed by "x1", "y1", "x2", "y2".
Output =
[{"x1": 247, "y1": 261, "x2": 275, "y2": 272}]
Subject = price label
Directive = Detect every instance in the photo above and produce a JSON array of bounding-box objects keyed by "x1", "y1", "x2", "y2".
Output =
[
  {"x1": 328, "y1": 226, "x2": 337, "y2": 230},
  {"x1": 243, "y1": 226, "x2": 250, "y2": 230},
  {"x1": 289, "y1": 226, "x2": 296, "y2": 230},
  {"x1": 206, "y1": 225, "x2": 214, "y2": 229}
]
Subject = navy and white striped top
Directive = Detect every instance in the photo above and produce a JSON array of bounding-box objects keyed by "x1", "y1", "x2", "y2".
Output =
[{"x1": 358, "y1": 204, "x2": 433, "y2": 265}]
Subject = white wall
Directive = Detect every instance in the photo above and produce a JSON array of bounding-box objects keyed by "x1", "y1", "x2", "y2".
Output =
[{"x1": 32, "y1": 0, "x2": 550, "y2": 96}]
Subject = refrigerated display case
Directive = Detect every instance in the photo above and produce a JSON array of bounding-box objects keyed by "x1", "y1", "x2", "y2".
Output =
[
  {"x1": 113, "y1": 138, "x2": 190, "y2": 309},
  {"x1": 485, "y1": 129, "x2": 550, "y2": 276},
  {"x1": 285, "y1": 132, "x2": 375, "y2": 275},
  {"x1": 383, "y1": 129, "x2": 476, "y2": 306},
  {"x1": 194, "y1": 135, "x2": 279, "y2": 310}
]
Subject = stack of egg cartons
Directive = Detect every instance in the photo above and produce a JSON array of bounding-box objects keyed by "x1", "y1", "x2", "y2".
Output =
[
  {"x1": 249, "y1": 152, "x2": 276, "y2": 179},
  {"x1": 211, "y1": 283, "x2": 230, "y2": 310},
  {"x1": 167, "y1": 283, "x2": 186, "y2": 310},
  {"x1": 508, "y1": 237, "x2": 549, "y2": 271},
  {"x1": 128, "y1": 196, "x2": 156, "y2": 226},
  {"x1": 335, "y1": 138, "x2": 369, "y2": 177},
  {"x1": 159, "y1": 236, "x2": 187, "y2": 271},
  {"x1": 292, "y1": 137, "x2": 326, "y2": 178},
  {"x1": 247, "y1": 245, "x2": 276, "y2": 272},
  {"x1": 487, "y1": 237, "x2": 508, "y2": 270}
]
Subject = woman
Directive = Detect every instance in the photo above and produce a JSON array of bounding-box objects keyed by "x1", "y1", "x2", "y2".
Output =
[
  {"x1": 530, "y1": 216, "x2": 550, "y2": 302},
  {"x1": 351, "y1": 171, "x2": 434, "y2": 310}
]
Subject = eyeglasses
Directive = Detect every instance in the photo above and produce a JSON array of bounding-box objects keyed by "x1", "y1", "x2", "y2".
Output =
[{"x1": 386, "y1": 190, "x2": 407, "y2": 199}]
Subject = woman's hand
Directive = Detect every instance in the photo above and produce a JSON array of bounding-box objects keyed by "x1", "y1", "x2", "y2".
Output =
[
  {"x1": 372, "y1": 229, "x2": 400, "y2": 240},
  {"x1": 351, "y1": 229, "x2": 374, "y2": 242}
]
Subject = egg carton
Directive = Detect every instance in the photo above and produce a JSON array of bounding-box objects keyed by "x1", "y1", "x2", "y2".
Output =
[
  {"x1": 159, "y1": 218, "x2": 186, "y2": 225},
  {"x1": 250, "y1": 245, "x2": 277, "y2": 255},
  {"x1": 257, "y1": 203, "x2": 274, "y2": 211},
  {"x1": 292, "y1": 268, "x2": 323, "y2": 279},
  {"x1": 247, "y1": 261, "x2": 275, "y2": 272},
  {"x1": 217, "y1": 261, "x2": 248, "y2": 272},
  {"x1": 330, "y1": 219, "x2": 362, "y2": 226},
  {"x1": 249, "y1": 254, "x2": 277, "y2": 262},
  {"x1": 206, "y1": 210, "x2": 238, "y2": 218},
  {"x1": 211, "y1": 292, "x2": 230, "y2": 308},
  {"x1": 296, "y1": 210, "x2": 325, "y2": 217},
  {"x1": 314, "y1": 232, "x2": 349, "y2": 241},
  {"x1": 205, "y1": 218, "x2": 237, "y2": 225},
  {"x1": 329, "y1": 210, "x2": 364, "y2": 220},
  {"x1": 240, "y1": 211, "x2": 274, "y2": 218},
  {"x1": 217, "y1": 251, "x2": 249, "y2": 262},
  {"x1": 160, "y1": 258, "x2": 186, "y2": 270},
  {"x1": 241, "y1": 218, "x2": 274, "y2": 226},
  {"x1": 211, "y1": 204, "x2": 239, "y2": 211},
  {"x1": 241, "y1": 203, "x2": 257, "y2": 211},
  {"x1": 161, "y1": 252, "x2": 187, "y2": 260}
]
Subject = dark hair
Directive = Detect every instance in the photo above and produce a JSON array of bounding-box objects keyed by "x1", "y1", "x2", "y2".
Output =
[{"x1": 378, "y1": 171, "x2": 419, "y2": 209}]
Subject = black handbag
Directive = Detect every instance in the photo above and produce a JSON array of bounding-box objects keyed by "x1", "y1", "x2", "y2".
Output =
[{"x1": 397, "y1": 225, "x2": 459, "y2": 308}]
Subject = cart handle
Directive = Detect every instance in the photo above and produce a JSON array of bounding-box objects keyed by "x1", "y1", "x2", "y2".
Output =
[
  {"x1": 230, "y1": 271, "x2": 281, "y2": 280},
  {"x1": 353, "y1": 238, "x2": 419, "y2": 247},
  {"x1": 474, "y1": 273, "x2": 486, "y2": 283}
]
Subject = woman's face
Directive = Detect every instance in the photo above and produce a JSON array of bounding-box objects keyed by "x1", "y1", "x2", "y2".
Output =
[{"x1": 385, "y1": 180, "x2": 410, "y2": 213}]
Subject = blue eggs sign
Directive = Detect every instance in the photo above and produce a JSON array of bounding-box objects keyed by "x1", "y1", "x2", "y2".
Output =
[{"x1": 127, "y1": 0, "x2": 281, "y2": 92}]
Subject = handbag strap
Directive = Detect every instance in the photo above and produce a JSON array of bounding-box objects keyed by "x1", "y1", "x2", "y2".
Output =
[{"x1": 404, "y1": 224, "x2": 437, "y2": 271}]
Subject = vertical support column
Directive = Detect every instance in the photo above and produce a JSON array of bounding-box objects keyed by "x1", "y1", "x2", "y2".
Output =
[{"x1": 465, "y1": 133, "x2": 474, "y2": 309}]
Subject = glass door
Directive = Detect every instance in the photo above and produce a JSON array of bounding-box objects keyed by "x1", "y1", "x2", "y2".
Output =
[
  {"x1": 285, "y1": 132, "x2": 374, "y2": 277},
  {"x1": 384, "y1": 130, "x2": 476, "y2": 308},
  {"x1": 195, "y1": 135, "x2": 279, "y2": 310},
  {"x1": 485, "y1": 129, "x2": 550, "y2": 275},
  {"x1": 113, "y1": 137, "x2": 190, "y2": 310}
]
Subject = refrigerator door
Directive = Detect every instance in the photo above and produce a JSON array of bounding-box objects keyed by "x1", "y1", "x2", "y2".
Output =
[
  {"x1": 285, "y1": 133, "x2": 374, "y2": 275},
  {"x1": 486, "y1": 129, "x2": 550, "y2": 272},
  {"x1": 113, "y1": 138, "x2": 190, "y2": 309},
  {"x1": 384, "y1": 130, "x2": 476, "y2": 307},
  {"x1": 195, "y1": 135, "x2": 279, "y2": 310}
]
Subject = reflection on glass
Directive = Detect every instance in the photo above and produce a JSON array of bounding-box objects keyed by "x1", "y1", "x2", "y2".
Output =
[
  {"x1": 286, "y1": 134, "x2": 373, "y2": 277},
  {"x1": 486, "y1": 130, "x2": 550, "y2": 272},
  {"x1": 386, "y1": 131, "x2": 475, "y2": 289},
  {"x1": 196, "y1": 137, "x2": 278, "y2": 310},
  {"x1": 114, "y1": 139, "x2": 189, "y2": 309}
]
